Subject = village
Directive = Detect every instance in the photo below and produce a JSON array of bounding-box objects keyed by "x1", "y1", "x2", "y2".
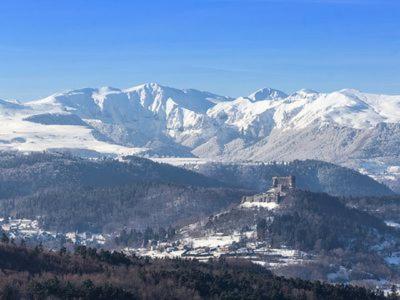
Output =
[{"x1": 0, "y1": 217, "x2": 109, "y2": 248}]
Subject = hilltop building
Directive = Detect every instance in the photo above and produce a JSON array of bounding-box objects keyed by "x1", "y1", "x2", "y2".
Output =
[
  {"x1": 241, "y1": 176, "x2": 296, "y2": 204},
  {"x1": 272, "y1": 175, "x2": 296, "y2": 190}
]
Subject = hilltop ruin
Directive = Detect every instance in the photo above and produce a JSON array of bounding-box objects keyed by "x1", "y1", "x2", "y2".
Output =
[{"x1": 241, "y1": 176, "x2": 296, "y2": 204}]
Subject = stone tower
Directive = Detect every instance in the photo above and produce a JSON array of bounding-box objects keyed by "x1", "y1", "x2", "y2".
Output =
[{"x1": 271, "y1": 175, "x2": 296, "y2": 192}]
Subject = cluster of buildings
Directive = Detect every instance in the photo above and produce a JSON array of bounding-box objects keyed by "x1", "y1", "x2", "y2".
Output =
[
  {"x1": 0, "y1": 217, "x2": 108, "y2": 248},
  {"x1": 128, "y1": 230, "x2": 309, "y2": 270}
]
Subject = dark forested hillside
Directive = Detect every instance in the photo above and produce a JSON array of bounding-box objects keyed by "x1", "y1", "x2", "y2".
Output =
[
  {"x1": 184, "y1": 160, "x2": 394, "y2": 197},
  {"x1": 0, "y1": 152, "x2": 246, "y2": 232},
  {"x1": 207, "y1": 190, "x2": 397, "y2": 252},
  {"x1": 1, "y1": 183, "x2": 244, "y2": 232},
  {"x1": 344, "y1": 195, "x2": 400, "y2": 225},
  {"x1": 200, "y1": 190, "x2": 400, "y2": 286},
  {"x1": 0, "y1": 151, "x2": 225, "y2": 200},
  {"x1": 0, "y1": 242, "x2": 387, "y2": 300},
  {"x1": 265, "y1": 191, "x2": 394, "y2": 251}
]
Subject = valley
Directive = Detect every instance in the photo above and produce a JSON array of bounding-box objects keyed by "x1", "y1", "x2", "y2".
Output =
[{"x1": 0, "y1": 152, "x2": 399, "y2": 294}]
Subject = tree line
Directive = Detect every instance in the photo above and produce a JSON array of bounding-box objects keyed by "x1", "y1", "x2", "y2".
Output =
[{"x1": 0, "y1": 240, "x2": 392, "y2": 299}]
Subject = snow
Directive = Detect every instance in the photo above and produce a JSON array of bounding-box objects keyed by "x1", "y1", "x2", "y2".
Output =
[
  {"x1": 252, "y1": 260, "x2": 267, "y2": 267},
  {"x1": 327, "y1": 266, "x2": 350, "y2": 282},
  {"x1": 385, "y1": 221, "x2": 400, "y2": 229},
  {"x1": 130, "y1": 228, "x2": 310, "y2": 269},
  {"x1": 385, "y1": 253, "x2": 400, "y2": 265},
  {"x1": 251, "y1": 247, "x2": 308, "y2": 269},
  {"x1": 186, "y1": 233, "x2": 241, "y2": 248},
  {"x1": 0, "y1": 120, "x2": 143, "y2": 155},
  {"x1": 129, "y1": 247, "x2": 186, "y2": 259},
  {"x1": 252, "y1": 247, "x2": 299, "y2": 258},
  {"x1": 209, "y1": 88, "x2": 400, "y2": 132},
  {"x1": 248, "y1": 87, "x2": 287, "y2": 101},
  {"x1": 124, "y1": 82, "x2": 231, "y2": 113},
  {"x1": 151, "y1": 157, "x2": 212, "y2": 165},
  {"x1": 240, "y1": 201, "x2": 279, "y2": 210},
  {"x1": 4, "y1": 85, "x2": 400, "y2": 152},
  {"x1": 388, "y1": 166, "x2": 400, "y2": 175},
  {"x1": 24, "y1": 84, "x2": 400, "y2": 149},
  {"x1": 0, "y1": 104, "x2": 145, "y2": 156}
]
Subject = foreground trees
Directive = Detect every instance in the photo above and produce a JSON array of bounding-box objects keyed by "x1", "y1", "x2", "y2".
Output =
[{"x1": 0, "y1": 242, "x2": 390, "y2": 299}]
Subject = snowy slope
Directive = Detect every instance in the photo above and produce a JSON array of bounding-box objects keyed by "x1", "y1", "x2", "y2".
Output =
[
  {"x1": 24, "y1": 84, "x2": 400, "y2": 140},
  {"x1": 0, "y1": 97, "x2": 144, "y2": 156},
  {"x1": 248, "y1": 87, "x2": 287, "y2": 101},
  {"x1": 23, "y1": 83, "x2": 233, "y2": 155},
  {"x1": 209, "y1": 88, "x2": 400, "y2": 132},
  {"x1": 124, "y1": 83, "x2": 232, "y2": 113}
]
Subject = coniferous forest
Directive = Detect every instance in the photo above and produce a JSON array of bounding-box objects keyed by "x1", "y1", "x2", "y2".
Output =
[{"x1": 0, "y1": 241, "x2": 391, "y2": 300}]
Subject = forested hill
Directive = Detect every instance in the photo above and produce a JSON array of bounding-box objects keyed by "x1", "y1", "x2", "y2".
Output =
[
  {"x1": 184, "y1": 160, "x2": 394, "y2": 197},
  {"x1": 344, "y1": 194, "x2": 400, "y2": 226},
  {"x1": 0, "y1": 151, "x2": 226, "y2": 200},
  {"x1": 198, "y1": 190, "x2": 400, "y2": 285},
  {"x1": 206, "y1": 190, "x2": 397, "y2": 251},
  {"x1": 0, "y1": 242, "x2": 386, "y2": 300},
  {"x1": 0, "y1": 152, "x2": 245, "y2": 232}
]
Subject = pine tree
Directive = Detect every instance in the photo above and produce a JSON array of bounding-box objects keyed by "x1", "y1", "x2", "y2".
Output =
[{"x1": 1, "y1": 232, "x2": 9, "y2": 243}]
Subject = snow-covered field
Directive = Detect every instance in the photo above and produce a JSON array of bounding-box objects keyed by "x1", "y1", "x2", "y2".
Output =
[
  {"x1": 185, "y1": 232, "x2": 241, "y2": 248},
  {"x1": 127, "y1": 229, "x2": 308, "y2": 269},
  {"x1": 385, "y1": 221, "x2": 400, "y2": 229},
  {"x1": 385, "y1": 253, "x2": 400, "y2": 266},
  {"x1": 0, "y1": 107, "x2": 145, "y2": 156},
  {"x1": 152, "y1": 157, "x2": 212, "y2": 166},
  {"x1": 240, "y1": 201, "x2": 279, "y2": 210}
]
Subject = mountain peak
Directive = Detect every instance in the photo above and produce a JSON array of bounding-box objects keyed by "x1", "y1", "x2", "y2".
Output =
[
  {"x1": 248, "y1": 87, "x2": 287, "y2": 101},
  {"x1": 0, "y1": 98, "x2": 24, "y2": 110},
  {"x1": 97, "y1": 86, "x2": 121, "y2": 94},
  {"x1": 338, "y1": 88, "x2": 362, "y2": 96},
  {"x1": 125, "y1": 82, "x2": 166, "y2": 93},
  {"x1": 289, "y1": 89, "x2": 319, "y2": 99}
]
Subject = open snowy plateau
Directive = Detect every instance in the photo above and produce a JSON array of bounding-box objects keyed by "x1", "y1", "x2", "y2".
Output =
[{"x1": 1, "y1": 83, "x2": 400, "y2": 191}]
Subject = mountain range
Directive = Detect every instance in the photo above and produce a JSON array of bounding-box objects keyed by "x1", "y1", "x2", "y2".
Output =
[{"x1": 1, "y1": 83, "x2": 399, "y2": 191}]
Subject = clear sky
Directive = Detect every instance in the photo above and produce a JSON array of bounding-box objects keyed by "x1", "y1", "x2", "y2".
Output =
[{"x1": 0, "y1": 0, "x2": 399, "y2": 101}]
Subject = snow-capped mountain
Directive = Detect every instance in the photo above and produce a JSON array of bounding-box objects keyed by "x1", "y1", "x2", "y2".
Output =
[
  {"x1": 248, "y1": 87, "x2": 288, "y2": 101},
  {"x1": 1, "y1": 83, "x2": 400, "y2": 191}
]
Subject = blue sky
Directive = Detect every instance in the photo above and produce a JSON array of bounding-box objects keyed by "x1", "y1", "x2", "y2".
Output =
[{"x1": 0, "y1": 0, "x2": 399, "y2": 100}]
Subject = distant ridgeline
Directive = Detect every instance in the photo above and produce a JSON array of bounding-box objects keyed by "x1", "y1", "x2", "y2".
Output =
[{"x1": 183, "y1": 160, "x2": 394, "y2": 197}]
